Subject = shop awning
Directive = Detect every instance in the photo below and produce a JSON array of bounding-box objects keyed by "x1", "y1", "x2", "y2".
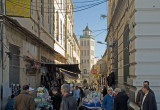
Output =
[
  {"x1": 45, "y1": 64, "x2": 81, "y2": 79},
  {"x1": 45, "y1": 64, "x2": 81, "y2": 74},
  {"x1": 60, "y1": 68, "x2": 79, "y2": 79}
]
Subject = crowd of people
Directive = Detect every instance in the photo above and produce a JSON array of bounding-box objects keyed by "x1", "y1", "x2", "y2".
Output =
[
  {"x1": 101, "y1": 81, "x2": 157, "y2": 110},
  {"x1": 5, "y1": 80, "x2": 157, "y2": 110},
  {"x1": 5, "y1": 84, "x2": 89, "y2": 110}
]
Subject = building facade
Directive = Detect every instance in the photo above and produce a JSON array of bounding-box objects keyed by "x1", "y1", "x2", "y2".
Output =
[
  {"x1": 65, "y1": 0, "x2": 74, "y2": 64},
  {"x1": 80, "y1": 26, "x2": 95, "y2": 84},
  {"x1": 0, "y1": 0, "x2": 80, "y2": 109},
  {"x1": 73, "y1": 33, "x2": 81, "y2": 84},
  {"x1": 106, "y1": 0, "x2": 160, "y2": 109}
]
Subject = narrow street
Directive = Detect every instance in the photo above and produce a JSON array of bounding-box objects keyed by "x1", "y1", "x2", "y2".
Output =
[{"x1": 0, "y1": 0, "x2": 160, "y2": 110}]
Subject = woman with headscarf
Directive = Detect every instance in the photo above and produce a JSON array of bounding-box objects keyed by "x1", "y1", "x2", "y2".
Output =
[{"x1": 102, "y1": 87, "x2": 114, "y2": 110}]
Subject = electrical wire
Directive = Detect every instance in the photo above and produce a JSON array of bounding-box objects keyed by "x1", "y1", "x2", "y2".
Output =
[
  {"x1": 30, "y1": 0, "x2": 105, "y2": 4},
  {"x1": 94, "y1": 30, "x2": 106, "y2": 37},
  {"x1": 7, "y1": 0, "x2": 106, "y2": 12},
  {"x1": 9, "y1": 0, "x2": 106, "y2": 10}
]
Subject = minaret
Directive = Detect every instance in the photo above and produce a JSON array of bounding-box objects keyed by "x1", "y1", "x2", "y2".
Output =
[{"x1": 80, "y1": 25, "x2": 95, "y2": 84}]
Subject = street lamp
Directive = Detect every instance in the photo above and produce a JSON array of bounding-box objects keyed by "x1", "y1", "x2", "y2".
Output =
[{"x1": 97, "y1": 41, "x2": 107, "y2": 45}]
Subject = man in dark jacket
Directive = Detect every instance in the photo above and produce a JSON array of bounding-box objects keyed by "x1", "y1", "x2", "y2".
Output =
[
  {"x1": 102, "y1": 86, "x2": 107, "y2": 97},
  {"x1": 141, "y1": 84, "x2": 157, "y2": 110},
  {"x1": 114, "y1": 88, "x2": 129, "y2": 110},
  {"x1": 61, "y1": 84, "x2": 77, "y2": 110},
  {"x1": 136, "y1": 81, "x2": 155, "y2": 109},
  {"x1": 51, "y1": 87, "x2": 62, "y2": 110},
  {"x1": 14, "y1": 85, "x2": 35, "y2": 110}
]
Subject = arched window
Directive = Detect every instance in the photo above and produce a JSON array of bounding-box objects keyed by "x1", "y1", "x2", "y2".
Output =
[{"x1": 123, "y1": 24, "x2": 130, "y2": 84}]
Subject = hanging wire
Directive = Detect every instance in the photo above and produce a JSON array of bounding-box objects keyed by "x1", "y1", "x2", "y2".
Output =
[{"x1": 7, "y1": 0, "x2": 107, "y2": 13}]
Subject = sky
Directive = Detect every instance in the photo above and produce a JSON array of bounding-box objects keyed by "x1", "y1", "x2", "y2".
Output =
[{"x1": 73, "y1": 0, "x2": 107, "y2": 59}]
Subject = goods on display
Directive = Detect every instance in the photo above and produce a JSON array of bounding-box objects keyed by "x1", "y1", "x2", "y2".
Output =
[
  {"x1": 35, "y1": 87, "x2": 53, "y2": 110},
  {"x1": 83, "y1": 91, "x2": 101, "y2": 108}
]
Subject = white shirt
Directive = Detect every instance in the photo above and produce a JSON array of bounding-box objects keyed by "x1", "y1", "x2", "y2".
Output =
[{"x1": 141, "y1": 93, "x2": 148, "y2": 110}]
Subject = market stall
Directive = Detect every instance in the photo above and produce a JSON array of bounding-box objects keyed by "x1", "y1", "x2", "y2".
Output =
[
  {"x1": 35, "y1": 87, "x2": 53, "y2": 110},
  {"x1": 82, "y1": 91, "x2": 101, "y2": 110}
]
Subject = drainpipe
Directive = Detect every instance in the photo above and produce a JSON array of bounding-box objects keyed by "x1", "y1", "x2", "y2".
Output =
[{"x1": 0, "y1": 16, "x2": 3, "y2": 110}]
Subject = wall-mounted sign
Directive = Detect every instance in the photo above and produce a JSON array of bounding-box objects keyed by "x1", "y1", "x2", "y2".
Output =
[
  {"x1": 6, "y1": 0, "x2": 31, "y2": 17},
  {"x1": 92, "y1": 69, "x2": 97, "y2": 75}
]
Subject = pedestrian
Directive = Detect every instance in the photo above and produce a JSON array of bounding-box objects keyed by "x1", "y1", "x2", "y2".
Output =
[
  {"x1": 51, "y1": 87, "x2": 62, "y2": 110},
  {"x1": 141, "y1": 84, "x2": 157, "y2": 110},
  {"x1": 102, "y1": 86, "x2": 107, "y2": 97},
  {"x1": 84, "y1": 87, "x2": 89, "y2": 97},
  {"x1": 79, "y1": 87, "x2": 84, "y2": 102},
  {"x1": 73, "y1": 86, "x2": 80, "y2": 106},
  {"x1": 114, "y1": 88, "x2": 129, "y2": 110},
  {"x1": 5, "y1": 94, "x2": 15, "y2": 110},
  {"x1": 136, "y1": 81, "x2": 155, "y2": 109},
  {"x1": 70, "y1": 84, "x2": 74, "y2": 96},
  {"x1": 14, "y1": 85, "x2": 35, "y2": 110},
  {"x1": 61, "y1": 84, "x2": 77, "y2": 110},
  {"x1": 102, "y1": 87, "x2": 114, "y2": 110}
]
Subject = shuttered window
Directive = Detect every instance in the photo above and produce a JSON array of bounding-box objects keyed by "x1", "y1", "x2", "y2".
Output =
[{"x1": 123, "y1": 24, "x2": 130, "y2": 84}]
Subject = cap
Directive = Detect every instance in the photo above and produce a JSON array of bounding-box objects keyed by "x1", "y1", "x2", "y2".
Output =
[{"x1": 29, "y1": 87, "x2": 34, "y2": 91}]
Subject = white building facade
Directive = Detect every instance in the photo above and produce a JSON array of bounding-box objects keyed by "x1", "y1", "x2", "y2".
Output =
[{"x1": 80, "y1": 26, "x2": 95, "y2": 83}]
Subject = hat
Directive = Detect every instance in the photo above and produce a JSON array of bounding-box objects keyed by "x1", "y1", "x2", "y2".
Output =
[{"x1": 29, "y1": 87, "x2": 34, "y2": 91}]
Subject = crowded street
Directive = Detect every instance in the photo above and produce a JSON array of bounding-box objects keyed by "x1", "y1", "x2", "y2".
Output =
[{"x1": 0, "y1": 0, "x2": 160, "y2": 110}]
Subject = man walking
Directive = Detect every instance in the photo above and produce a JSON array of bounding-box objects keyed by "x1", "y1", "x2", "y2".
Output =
[
  {"x1": 114, "y1": 88, "x2": 129, "y2": 110},
  {"x1": 51, "y1": 87, "x2": 62, "y2": 110},
  {"x1": 14, "y1": 85, "x2": 35, "y2": 110},
  {"x1": 136, "y1": 81, "x2": 155, "y2": 109},
  {"x1": 61, "y1": 84, "x2": 77, "y2": 110},
  {"x1": 73, "y1": 86, "x2": 80, "y2": 106},
  {"x1": 141, "y1": 85, "x2": 157, "y2": 110}
]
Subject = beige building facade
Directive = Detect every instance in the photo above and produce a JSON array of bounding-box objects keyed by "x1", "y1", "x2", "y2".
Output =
[
  {"x1": 0, "y1": 0, "x2": 80, "y2": 109},
  {"x1": 106, "y1": 0, "x2": 160, "y2": 109}
]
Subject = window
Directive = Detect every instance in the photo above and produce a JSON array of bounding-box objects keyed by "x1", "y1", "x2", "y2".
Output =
[
  {"x1": 87, "y1": 50, "x2": 89, "y2": 55},
  {"x1": 81, "y1": 41, "x2": 83, "y2": 46},
  {"x1": 87, "y1": 40, "x2": 89, "y2": 46},
  {"x1": 84, "y1": 41, "x2": 86, "y2": 46},
  {"x1": 9, "y1": 44, "x2": 20, "y2": 84},
  {"x1": 84, "y1": 50, "x2": 86, "y2": 56},
  {"x1": 84, "y1": 60, "x2": 86, "y2": 64},
  {"x1": 81, "y1": 51, "x2": 83, "y2": 56},
  {"x1": 83, "y1": 69, "x2": 87, "y2": 74},
  {"x1": 123, "y1": 24, "x2": 130, "y2": 84},
  {"x1": 81, "y1": 59, "x2": 83, "y2": 64},
  {"x1": 41, "y1": 0, "x2": 44, "y2": 26},
  {"x1": 56, "y1": 11, "x2": 59, "y2": 41},
  {"x1": 87, "y1": 60, "x2": 89, "y2": 64},
  {"x1": 85, "y1": 32, "x2": 87, "y2": 36}
]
